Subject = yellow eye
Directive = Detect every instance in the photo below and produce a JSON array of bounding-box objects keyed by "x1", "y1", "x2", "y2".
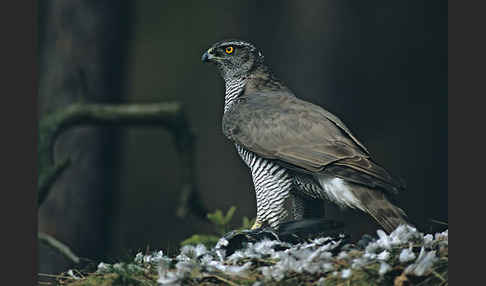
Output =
[{"x1": 225, "y1": 46, "x2": 234, "y2": 54}]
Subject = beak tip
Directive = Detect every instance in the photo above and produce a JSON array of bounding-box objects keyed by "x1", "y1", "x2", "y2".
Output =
[{"x1": 201, "y1": 52, "x2": 209, "y2": 62}]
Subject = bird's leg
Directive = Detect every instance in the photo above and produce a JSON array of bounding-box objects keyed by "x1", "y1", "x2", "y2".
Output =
[
  {"x1": 252, "y1": 166, "x2": 293, "y2": 229},
  {"x1": 251, "y1": 219, "x2": 263, "y2": 230}
]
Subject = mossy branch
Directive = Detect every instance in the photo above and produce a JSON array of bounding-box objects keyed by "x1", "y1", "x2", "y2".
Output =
[
  {"x1": 38, "y1": 232, "x2": 80, "y2": 264},
  {"x1": 38, "y1": 102, "x2": 207, "y2": 218}
]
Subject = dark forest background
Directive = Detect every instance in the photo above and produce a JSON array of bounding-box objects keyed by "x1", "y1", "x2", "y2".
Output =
[{"x1": 38, "y1": 0, "x2": 447, "y2": 275}]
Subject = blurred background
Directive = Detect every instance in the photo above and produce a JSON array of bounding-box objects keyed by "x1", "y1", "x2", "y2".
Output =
[{"x1": 38, "y1": 0, "x2": 447, "y2": 275}]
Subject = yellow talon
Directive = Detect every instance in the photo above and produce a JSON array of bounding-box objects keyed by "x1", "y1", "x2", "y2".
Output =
[{"x1": 251, "y1": 220, "x2": 262, "y2": 230}]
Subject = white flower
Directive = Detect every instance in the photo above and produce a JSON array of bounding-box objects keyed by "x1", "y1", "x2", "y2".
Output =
[
  {"x1": 157, "y1": 260, "x2": 182, "y2": 285},
  {"x1": 139, "y1": 250, "x2": 166, "y2": 264},
  {"x1": 316, "y1": 277, "x2": 326, "y2": 285},
  {"x1": 222, "y1": 262, "x2": 252, "y2": 276},
  {"x1": 351, "y1": 257, "x2": 370, "y2": 269},
  {"x1": 379, "y1": 262, "x2": 391, "y2": 275},
  {"x1": 363, "y1": 252, "x2": 377, "y2": 260},
  {"x1": 377, "y1": 250, "x2": 390, "y2": 261},
  {"x1": 405, "y1": 247, "x2": 438, "y2": 276},
  {"x1": 389, "y1": 225, "x2": 420, "y2": 244},
  {"x1": 134, "y1": 252, "x2": 144, "y2": 264},
  {"x1": 376, "y1": 229, "x2": 391, "y2": 249},
  {"x1": 399, "y1": 247, "x2": 416, "y2": 263},
  {"x1": 322, "y1": 263, "x2": 334, "y2": 272},
  {"x1": 435, "y1": 229, "x2": 448, "y2": 243},
  {"x1": 215, "y1": 237, "x2": 229, "y2": 248},
  {"x1": 175, "y1": 260, "x2": 197, "y2": 274},
  {"x1": 337, "y1": 251, "x2": 348, "y2": 260},
  {"x1": 341, "y1": 269, "x2": 352, "y2": 279},
  {"x1": 215, "y1": 248, "x2": 226, "y2": 261},
  {"x1": 260, "y1": 266, "x2": 273, "y2": 280},
  {"x1": 113, "y1": 263, "x2": 124, "y2": 271},
  {"x1": 96, "y1": 262, "x2": 111, "y2": 273},
  {"x1": 157, "y1": 270, "x2": 180, "y2": 286},
  {"x1": 123, "y1": 225, "x2": 446, "y2": 284},
  {"x1": 423, "y1": 234, "x2": 433, "y2": 246},
  {"x1": 194, "y1": 244, "x2": 208, "y2": 257},
  {"x1": 227, "y1": 250, "x2": 246, "y2": 262},
  {"x1": 67, "y1": 269, "x2": 80, "y2": 280}
]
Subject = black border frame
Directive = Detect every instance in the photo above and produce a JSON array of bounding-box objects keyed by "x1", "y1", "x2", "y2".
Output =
[{"x1": 1, "y1": 0, "x2": 475, "y2": 284}]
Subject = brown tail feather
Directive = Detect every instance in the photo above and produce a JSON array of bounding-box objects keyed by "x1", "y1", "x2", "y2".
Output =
[{"x1": 349, "y1": 184, "x2": 410, "y2": 233}]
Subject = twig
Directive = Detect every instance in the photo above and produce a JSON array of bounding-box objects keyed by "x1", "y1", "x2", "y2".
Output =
[
  {"x1": 72, "y1": 269, "x2": 85, "y2": 279},
  {"x1": 431, "y1": 270, "x2": 446, "y2": 282},
  {"x1": 205, "y1": 274, "x2": 240, "y2": 286},
  {"x1": 38, "y1": 273, "x2": 72, "y2": 279},
  {"x1": 38, "y1": 232, "x2": 80, "y2": 264},
  {"x1": 429, "y1": 219, "x2": 448, "y2": 226}
]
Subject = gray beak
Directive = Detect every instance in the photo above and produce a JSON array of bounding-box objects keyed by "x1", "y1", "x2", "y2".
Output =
[
  {"x1": 201, "y1": 48, "x2": 214, "y2": 62},
  {"x1": 201, "y1": 51, "x2": 210, "y2": 62}
]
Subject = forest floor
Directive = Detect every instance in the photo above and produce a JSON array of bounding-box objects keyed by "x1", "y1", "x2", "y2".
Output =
[{"x1": 45, "y1": 224, "x2": 448, "y2": 286}]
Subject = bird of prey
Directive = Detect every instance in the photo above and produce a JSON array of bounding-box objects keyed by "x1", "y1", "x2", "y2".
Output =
[{"x1": 202, "y1": 39, "x2": 409, "y2": 233}]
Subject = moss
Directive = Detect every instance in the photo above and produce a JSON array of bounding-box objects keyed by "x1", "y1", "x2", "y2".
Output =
[
  {"x1": 62, "y1": 273, "x2": 158, "y2": 286},
  {"x1": 58, "y1": 247, "x2": 448, "y2": 286},
  {"x1": 51, "y1": 209, "x2": 448, "y2": 286},
  {"x1": 180, "y1": 206, "x2": 254, "y2": 248},
  {"x1": 180, "y1": 234, "x2": 220, "y2": 249}
]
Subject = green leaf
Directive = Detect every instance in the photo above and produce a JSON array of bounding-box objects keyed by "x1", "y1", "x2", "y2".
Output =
[
  {"x1": 241, "y1": 216, "x2": 255, "y2": 229},
  {"x1": 207, "y1": 209, "x2": 224, "y2": 226},
  {"x1": 180, "y1": 234, "x2": 220, "y2": 248},
  {"x1": 223, "y1": 206, "x2": 237, "y2": 225}
]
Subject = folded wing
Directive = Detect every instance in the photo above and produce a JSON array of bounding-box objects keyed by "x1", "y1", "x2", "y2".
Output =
[{"x1": 222, "y1": 92, "x2": 404, "y2": 194}]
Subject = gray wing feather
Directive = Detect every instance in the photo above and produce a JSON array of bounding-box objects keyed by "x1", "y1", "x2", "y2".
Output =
[{"x1": 223, "y1": 92, "x2": 404, "y2": 194}]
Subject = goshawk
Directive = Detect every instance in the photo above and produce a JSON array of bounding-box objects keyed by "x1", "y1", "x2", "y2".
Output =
[{"x1": 202, "y1": 39, "x2": 409, "y2": 233}]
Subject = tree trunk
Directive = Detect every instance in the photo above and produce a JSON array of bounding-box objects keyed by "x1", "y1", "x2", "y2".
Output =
[{"x1": 37, "y1": 0, "x2": 132, "y2": 275}]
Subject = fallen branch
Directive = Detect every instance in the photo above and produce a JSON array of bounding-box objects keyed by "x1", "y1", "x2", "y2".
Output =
[{"x1": 38, "y1": 102, "x2": 207, "y2": 218}]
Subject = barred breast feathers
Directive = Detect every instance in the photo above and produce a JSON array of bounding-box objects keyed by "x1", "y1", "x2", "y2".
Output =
[{"x1": 224, "y1": 77, "x2": 246, "y2": 113}]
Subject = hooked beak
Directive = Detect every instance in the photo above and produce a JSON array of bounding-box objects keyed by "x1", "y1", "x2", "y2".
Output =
[{"x1": 201, "y1": 48, "x2": 214, "y2": 62}]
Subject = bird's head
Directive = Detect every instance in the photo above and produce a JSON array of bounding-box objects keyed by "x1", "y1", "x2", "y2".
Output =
[{"x1": 202, "y1": 39, "x2": 265, "y2": 80}]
